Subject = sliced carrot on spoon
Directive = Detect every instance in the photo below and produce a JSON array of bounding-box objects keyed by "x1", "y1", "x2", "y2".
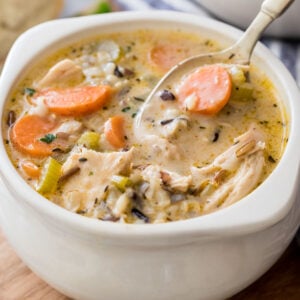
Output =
[
  {"x1": 36, "y1": 85, "x2": 112, "y2": 116},
  {"x1": 10, "y1": 114, "x2": 58, "y2": 157},
  {"x1": 104, "y1": 115, "x2": 126, "y2": 148},
  {"x1": 177, "y1": 65, "x2": 232, "y2": 115}
]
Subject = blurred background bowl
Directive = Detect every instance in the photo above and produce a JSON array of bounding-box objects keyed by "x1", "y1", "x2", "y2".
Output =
[{"x1": 194, "y1": 0, "x2": 300, "y2": 38}]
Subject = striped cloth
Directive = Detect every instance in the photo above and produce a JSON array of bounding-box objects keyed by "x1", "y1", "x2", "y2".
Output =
[{"x1": 114, "y1": 0, "x2": 300, "y2": 87}]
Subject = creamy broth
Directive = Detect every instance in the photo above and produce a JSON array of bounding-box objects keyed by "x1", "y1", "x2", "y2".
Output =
[{"x1": 3, "y1": 29, "x2": 288, "y2": 223}]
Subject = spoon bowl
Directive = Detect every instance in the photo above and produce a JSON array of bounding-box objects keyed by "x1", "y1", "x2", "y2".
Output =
[{"x1": 135, "y1": 0, "x2": 294, "y2": 133}]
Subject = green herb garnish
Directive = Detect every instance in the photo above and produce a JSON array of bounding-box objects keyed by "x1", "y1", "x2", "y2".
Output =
[
  {"x1": 24, "y1": 87, "x2": 36, "y2": 97},
  {"x1": 40, "y1": 134, "x2": 56, "y2": 144}
]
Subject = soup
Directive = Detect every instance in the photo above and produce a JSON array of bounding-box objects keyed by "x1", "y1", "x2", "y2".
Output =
[{"x1": 2, "y1": 29, "x2": 288, "y2": 223}]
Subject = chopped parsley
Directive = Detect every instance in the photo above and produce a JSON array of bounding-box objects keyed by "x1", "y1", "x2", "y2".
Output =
[
  {"x1": 24, "y1": 87, "x2": 36, "y2": 97},
  {"x1": 39, "y1": 133, "x2": 56, "y2": 144}
]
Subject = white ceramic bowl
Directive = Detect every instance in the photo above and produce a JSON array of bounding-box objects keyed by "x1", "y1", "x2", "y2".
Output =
[
  {"x1": 0, "y1": 11, "x2": 300, "y2": 300},
  {"x1": 195, "y1": 0, "x2": 300, "y2": 38}
]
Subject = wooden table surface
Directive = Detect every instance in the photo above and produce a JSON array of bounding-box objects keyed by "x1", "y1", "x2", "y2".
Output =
[{"x1": 0, "y1": 229, "x2": 299, "y2": 300}]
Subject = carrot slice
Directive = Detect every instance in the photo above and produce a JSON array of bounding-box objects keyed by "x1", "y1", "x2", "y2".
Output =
[
  {"x1": 149, "y1": 44, "x2": 189, "y2": 72},
  {"x1": 177, "y1": 65, "x2": 232, "y2": 115},
  {"x1": 104, "y1": 116, "x2": 126, "y2": 148},
  {"x1": 36, "y1": 85, "x2": 112, "y2": 116},
  {"x1": 20, "y1": 160, "x2": 41, "y2": 178},
  {"x1": 10, "y1": 115, "x2": 58, "y2": 157}
]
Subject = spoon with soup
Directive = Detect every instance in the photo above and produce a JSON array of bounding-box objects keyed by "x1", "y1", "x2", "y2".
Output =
[{"x1": 134, "y1": 0, "x2": 294, "y2": 136}]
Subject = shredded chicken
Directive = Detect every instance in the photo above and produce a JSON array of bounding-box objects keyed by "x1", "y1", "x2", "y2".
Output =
[
  {"x1": 213, "y1": 124, "x2": 265, "y2": 171},
  {"x1": 191, "y1": 125, "x2": 265, "y2": 212},
  {"x1": 60, "y1": 147, "x2": 134, "y2": 212},
  {"x1": 37, "y1": 59, "x2": 84, "y2": 88},
  {"x1": 159, "y1": 169, "x2": 192, "y2": 192}
]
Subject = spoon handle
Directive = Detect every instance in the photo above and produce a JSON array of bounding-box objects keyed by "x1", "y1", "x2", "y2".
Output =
[
  {"x1": 230, "y1": 0, "x2": 294, "y2": 65},
  {"x1": 262, "y1": 0, "x2": 294, "y2": 18}
]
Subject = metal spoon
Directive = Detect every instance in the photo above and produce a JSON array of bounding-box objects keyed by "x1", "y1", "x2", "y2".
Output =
[{"x1": 135, "y1": 0, "x2": 294, "y2": 134}]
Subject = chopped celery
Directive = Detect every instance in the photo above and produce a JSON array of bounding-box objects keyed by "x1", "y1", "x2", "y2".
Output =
[
  {"x1": 77, "y1": 131, "x2": 100, "y2": 150},
  {"x1": 111, "y1": 175, "x2": 132, "y2": 192},
  {"x1": 37, "y1": 157, "x2": 62, "y2": 194},
  {"x1": 231, "y1": 82, "x2": 253, "y2": 101}
]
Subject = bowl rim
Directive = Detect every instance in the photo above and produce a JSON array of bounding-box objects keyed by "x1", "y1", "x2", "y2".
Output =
[{"x1": 0, "y1": 11, "x2": 300, "y2": 240}]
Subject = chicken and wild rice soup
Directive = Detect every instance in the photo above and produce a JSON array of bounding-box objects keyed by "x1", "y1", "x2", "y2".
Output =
[{"x1": 3, "y1": 29, "x2": 288, "y2": 223}]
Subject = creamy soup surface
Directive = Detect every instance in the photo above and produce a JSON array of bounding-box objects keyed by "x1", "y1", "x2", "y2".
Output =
[{"x1": 3, "y1": 29, "x2": 288, "y2": 223}]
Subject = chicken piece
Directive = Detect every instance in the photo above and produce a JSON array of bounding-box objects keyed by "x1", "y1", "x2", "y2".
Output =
[
  {"x1": 60, "y1": 147, "x2": 134, "y2": 212},
  {"x1": 191, "y1": 125, "x2": 265, "y2": 212},
  {"x1": 160, "y1": 169, "x2": 192, "y2": 192},
  {"x1": 37, "y1": 59, "x2": 84, "y2": 88},
  {"x1": 213, "y1": 124, "x2": 265, "y2": 171},
  {"x1": 138, "y1": 165, "x2": 192, "y2": 212}
]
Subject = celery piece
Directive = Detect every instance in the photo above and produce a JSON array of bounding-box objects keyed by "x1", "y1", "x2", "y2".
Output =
[
  {"x1": 231, "y1": 82, "x2": 253, "y2": 101},
  {"x1": 77, "y1": 131, "x2": 100, "y2": 150},
  {"x1": 111, "y1": 175, "x2": 132, "y2": 192},
  {"x1": 37, "y1": 157, "x2": 62, "y2": 195}
]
